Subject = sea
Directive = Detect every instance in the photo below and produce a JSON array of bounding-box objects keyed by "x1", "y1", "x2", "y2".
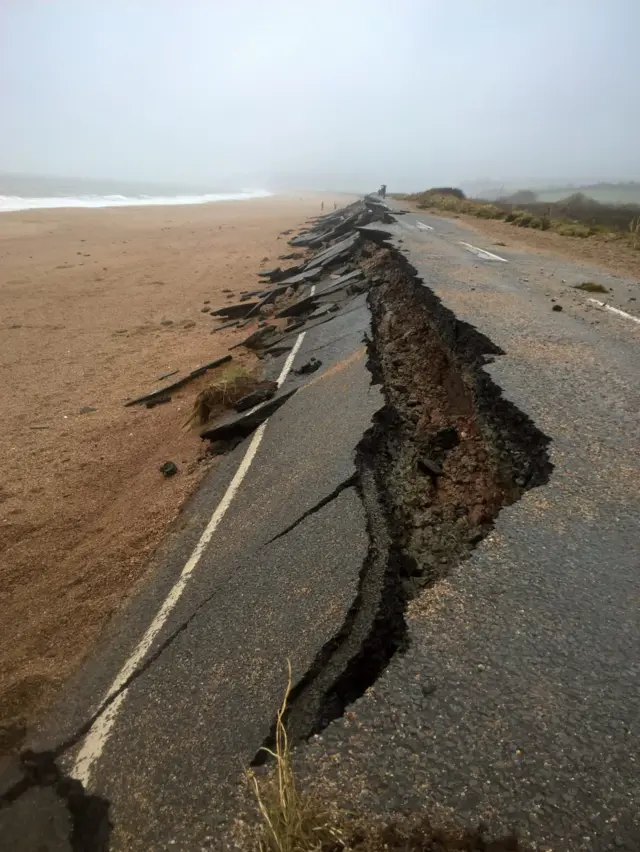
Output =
[{"x1": 0, "y1": 173, "x2": 271, "y2": 213}]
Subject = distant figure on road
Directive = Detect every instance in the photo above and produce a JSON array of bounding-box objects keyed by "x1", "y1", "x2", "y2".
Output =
[
  {"x1": 380, "y1": 184, "x2": 387, "y2": 199},
  {"x1": 334, "y1": 202, "x2": 337, "y2": 210},
  {"x1": 321, "y1": 201, "x2": 324, "y2": 211}
]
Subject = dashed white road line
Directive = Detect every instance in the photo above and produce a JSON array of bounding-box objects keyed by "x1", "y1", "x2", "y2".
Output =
[
  {"x1": 587, "y1": 298, "x2": 640, "y2": 325},
  {"x1": 416, "y1": 221, "x2": 434, "y2": 231},
  {"x1": 72, "y1": 318, "x2": 310, "y2": 787},
  {"x1": 459, "y1": 241, "x2": 508, "y2": 262}
]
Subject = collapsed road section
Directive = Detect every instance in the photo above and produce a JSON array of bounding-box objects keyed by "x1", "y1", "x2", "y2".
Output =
[
  {"x1": 1, "y1": 195, "x2": 555, "y2": 851},
  {"x1": 254, "y1": 222, "x2": 552, "y2": 756}
]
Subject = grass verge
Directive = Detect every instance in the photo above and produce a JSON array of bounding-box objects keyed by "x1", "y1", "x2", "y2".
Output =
[{"x1": 397, "y1": 188, "x2": 640, "y2": 249}]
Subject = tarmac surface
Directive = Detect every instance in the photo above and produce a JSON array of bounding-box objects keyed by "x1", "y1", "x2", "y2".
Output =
[
  {"x1": 295, "y1": 208, "x2": 640, "y2": 852},
  {"x1": 1, "y1": 202, "x2": 639, "y2": 851}
]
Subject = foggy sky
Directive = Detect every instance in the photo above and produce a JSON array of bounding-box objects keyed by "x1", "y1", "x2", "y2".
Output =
[{"x1": 2, "y1": 0, "x2": 639, "y2": 192}]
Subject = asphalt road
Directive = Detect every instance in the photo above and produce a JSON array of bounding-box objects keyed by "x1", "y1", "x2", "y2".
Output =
[
  {"x1": 0, "y1": 275, "x2": 382, "y2": 848},
  {"x1": 2, "y1": 204, "x2": 639, "y2": 851},
  {"x1": 295, "y1": 208, "x2": 640, "y2": 852}
]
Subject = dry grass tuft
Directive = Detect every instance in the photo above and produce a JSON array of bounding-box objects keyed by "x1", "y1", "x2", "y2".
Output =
[
  {"x1": 251, "y1": 661, "x2": 344, "y2": 852},
  {"x1": 573, "y1": 281, "x2": 609, "y2": 293},
  {"x1": 247, "y1": 664, "x2": 521, "y2": 852},
  {"x1": 185, "y1": 365, "x2": 261, "y2": 427}
]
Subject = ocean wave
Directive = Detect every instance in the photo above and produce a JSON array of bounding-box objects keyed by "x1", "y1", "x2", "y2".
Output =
[{"x1": 0, "y1": 190, "x2": 272, "y2": 213}]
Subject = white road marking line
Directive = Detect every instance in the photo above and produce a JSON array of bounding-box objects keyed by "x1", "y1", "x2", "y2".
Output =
[
  {"x1": 416, "y1": 221, "x2": 434, "y2": 231},
  {"x1": 587, "y1": 298, "x2": 640, "y2": 325},
  {"x1": 459, "y1": 241, "x2": 508, "y2": 262},
  {"x1": 72, "y1": 327, "x2": 309, "y2": 787}
]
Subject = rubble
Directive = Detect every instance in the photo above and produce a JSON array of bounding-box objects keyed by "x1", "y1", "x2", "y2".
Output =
[
  {"x1": 211, "y1": 302, "x2": 260, "y2": 319},
  {"x1": 160, "y1": 461, "x2": 178, "y2": 477},
  {"x1": 199, "y1": 194, "x2": 395, "y2": 446}
]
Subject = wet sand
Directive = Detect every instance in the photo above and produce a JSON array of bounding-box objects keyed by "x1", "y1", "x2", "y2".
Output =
[{"x1": 0, "y1": 193, "x2": 351, "y2": 751}]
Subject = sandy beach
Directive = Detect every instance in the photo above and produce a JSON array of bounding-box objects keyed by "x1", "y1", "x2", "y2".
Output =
[{"x1": 0, "y1": 193, "x2": 352, "y2": 752}]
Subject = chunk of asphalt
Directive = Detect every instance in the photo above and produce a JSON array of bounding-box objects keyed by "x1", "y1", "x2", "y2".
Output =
[
  {"x1": 233, "y1": 383, "x2": 278, "y2": 412},
  {"x1": 125, "y1": 355, "x2": 232, "y2": 406},
  {"x1": 243, "y1": 285, "x2": 289, "y2": 320},
  {"x1": 304, "y1": 234, "x2": 359, "y2": 270},
  {"x1": 356, "y1": 223, "x2": 394, "y2": 245},
  {"x1": 289, "y1": 234, "x2": 312, "y2": 247},
  {"x1": 293, "y1": 357, "x2": 322, "y2": 375},
  {"x1": 160, "y1": 461, "x2": 178, "y2": 477},
  {"x1": 262, "y1": 344, "x2": 294, "y2": 358},
  {"x1": 211, "y1": 319, "x2": 240, "y2": 334},
  {"x1": 275, "y1": 294, "x2": 319, "y2": 319},
  {"x1": 145, "y1": 395, "x2": 172, "y2": 409},
  {"x1": 314, "y1": 269, "x2": 364, "y2": 297},
  {"x1": 211, "y1": 302, "x2": 260, "y2": 319},
  {"x1": 307, "y1": 303, "x2": 339, "y2": 320},
  {"x1": 230, "y1": 325, "x2": 284, "y2": 351},
  {"x1": 277, "y1": 268, "x2": 323, "y2": 287},
  {"x1": 257, "y1": 267, "x2": 281, "y2": 278},
  {"x1": 155, "y1": 369, "x2": 179, "y2": 382},
  {"x1": 200, "y1": 388, "x2": 297, "y2": 442}
]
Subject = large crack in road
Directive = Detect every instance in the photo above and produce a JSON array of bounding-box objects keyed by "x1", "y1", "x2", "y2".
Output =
[{"x1": 255, "y1": 236, "x2": 553, "y2": 759}]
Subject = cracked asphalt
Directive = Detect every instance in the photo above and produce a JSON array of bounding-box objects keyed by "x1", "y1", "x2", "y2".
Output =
[
  {"x1": 0, "y1": 277, "x2": 382, "y2": 850},
  {"x1": 2, "y1": 204, "x2": 639, "y2": 851},
  {"x1": 294, "y1": 209, "x2": 640, "y2": 852}
]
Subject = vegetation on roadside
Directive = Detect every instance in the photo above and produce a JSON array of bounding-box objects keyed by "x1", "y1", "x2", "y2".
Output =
[
  {"x1": 248, "y1": 664, "x2": 520, "y2": 851},
  {"x1": 573, "y1": 282, "x2": 609, "y2": 293},
  {"x1": 185, "y1": 364, "x2": 260, "y2": 427},
  {"x1": 399, "y1": 187, "x2": 640, "y2": 248}
]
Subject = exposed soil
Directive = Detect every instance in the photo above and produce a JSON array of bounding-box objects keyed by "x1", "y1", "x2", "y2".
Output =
[
  {"x1": 0, "y1": 194, "x2": 353, "y2": 755},
  {"x1": 254, "y1": 241, "x2": 551, "y2": 762}
]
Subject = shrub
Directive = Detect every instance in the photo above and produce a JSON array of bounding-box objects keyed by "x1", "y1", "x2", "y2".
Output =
[
  {"x1": 573, "y1": 282, "x2": 608, "y2": 293},
  {"x1": 475, "y1": 204, "x2": 504, "y2": 219},
  {"x1": 429, "y1": 186, "x2": 466, "y2": 199},
  {"x1": 514, "y1": 211, "x2": 534, "y2": 227}
]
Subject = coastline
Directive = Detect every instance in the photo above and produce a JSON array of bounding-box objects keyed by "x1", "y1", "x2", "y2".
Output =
[{"x1": 0, "y1": 192, "x2": 354, "y2": 752}]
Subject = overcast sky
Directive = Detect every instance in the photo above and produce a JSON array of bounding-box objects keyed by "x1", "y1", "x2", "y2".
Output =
[{"x1": 2, "y1": 0, "x2": 639, "y2": 191}]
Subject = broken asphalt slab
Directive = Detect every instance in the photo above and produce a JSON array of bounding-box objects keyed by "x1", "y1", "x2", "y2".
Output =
[
  {"x1": 274, "y1": 293, "x2": 319, "y2": 318},
  {"x1": 211, "y1": 301, "x2": 260, "y2": 319},
  {"x1": 124, "y1": 354, "x2": 232, "y2": 407},
  {"x1": 199, "y1": 387, "x2": 298, "y2": 442}
]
